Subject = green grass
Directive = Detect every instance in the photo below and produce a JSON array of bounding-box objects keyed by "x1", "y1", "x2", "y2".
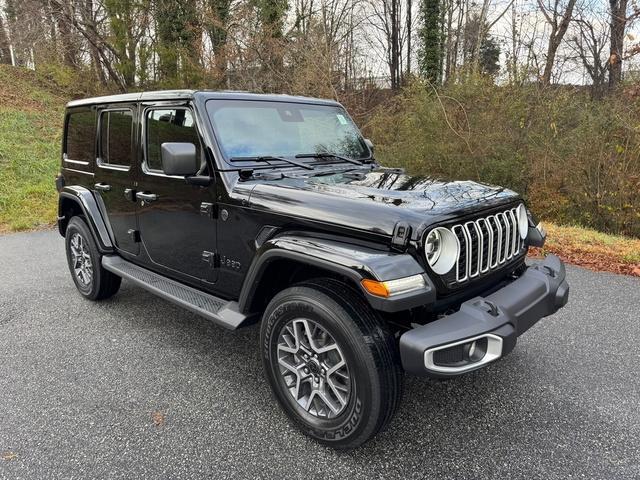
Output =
[
  {"x1": 0, "y1": 109, "x2": 62, "y2": 231},
  {"x1": 0, "y1": 65, "x2": 65, "y2": 232}
]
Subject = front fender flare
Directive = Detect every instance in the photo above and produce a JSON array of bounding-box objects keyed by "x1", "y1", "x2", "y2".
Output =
[
  {"x1": 58, "y1": 186, "x2": 114, "y2": 253},
  {"x1": 238, "y1": 235, "x2": 435, "y2": 314}
]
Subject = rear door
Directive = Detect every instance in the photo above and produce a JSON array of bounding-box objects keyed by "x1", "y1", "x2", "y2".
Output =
[
  {"x1": 135, "y1": 103, "x2": 218, "y2": 284},
  {"x1": 93, "y1": 105, "x2": 139, "y2": 256}
]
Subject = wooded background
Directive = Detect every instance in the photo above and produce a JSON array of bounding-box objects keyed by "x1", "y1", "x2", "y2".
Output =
[{"x1": 0, "y1": 0, "x2": 639, "y2": 237}]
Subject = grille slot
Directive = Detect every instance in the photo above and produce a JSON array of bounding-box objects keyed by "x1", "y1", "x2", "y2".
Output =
[{"x1": 453, "y1": 207, "x2": 524, "y2": 284}]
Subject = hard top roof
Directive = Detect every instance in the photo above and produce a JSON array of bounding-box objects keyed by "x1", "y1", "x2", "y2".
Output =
[{"x1": 65, "y1": 90, "x2": 341, "y2": 108}]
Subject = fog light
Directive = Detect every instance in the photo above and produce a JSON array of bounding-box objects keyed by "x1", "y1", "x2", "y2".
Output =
[{"x1": 425, "y1": 334, "x2": 503, "y2": 373}]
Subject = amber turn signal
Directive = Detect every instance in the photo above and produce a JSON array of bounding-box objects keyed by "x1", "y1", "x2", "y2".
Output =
[
  {"x1": 361, "y1": 279, "x2": 390, "y2": 297},
  {"x1": 361, "y1": 275, "x2": 426, "y2": 298}
]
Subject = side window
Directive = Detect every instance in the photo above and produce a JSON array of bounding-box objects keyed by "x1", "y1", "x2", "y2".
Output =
[
  {"x1": 65, "y1": 111, "x2": 95, "y2": 163},
  {"x1": 99, "y1": 110, "x2": 133, "y2": 167},
  {"x1": 146, "y1": 109, "x2": 200, "y2": 172}
]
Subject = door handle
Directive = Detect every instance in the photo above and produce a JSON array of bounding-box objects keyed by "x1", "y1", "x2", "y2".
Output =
[
  {"x1": 136, "y1": 192, "x2": 158, "y2": 202},
  {"x1": 94, "y1": 182, "x2": 111, "y2": 192}
]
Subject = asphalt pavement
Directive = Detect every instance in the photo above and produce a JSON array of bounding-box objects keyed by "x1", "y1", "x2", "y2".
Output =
[{"x1": 0, "y1": 230, "x2": 639, "y2": 479}]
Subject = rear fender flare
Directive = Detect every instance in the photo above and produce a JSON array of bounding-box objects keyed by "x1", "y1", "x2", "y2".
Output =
[{"x1": 58, "y1": 186, "x2": 114, "y2": 253}]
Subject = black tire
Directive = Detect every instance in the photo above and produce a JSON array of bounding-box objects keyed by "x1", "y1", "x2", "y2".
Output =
[
  {"x1": 260, "y1": 278, "x2": 403, "y2": 450},
  {"x1": 65, "y1": 216, "x2": 121, "y2": 301}
]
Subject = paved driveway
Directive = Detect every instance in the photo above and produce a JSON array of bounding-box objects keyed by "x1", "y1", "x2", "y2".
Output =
[{"x1": 1, "y1": 230, "x2": 638, "y2": 479}]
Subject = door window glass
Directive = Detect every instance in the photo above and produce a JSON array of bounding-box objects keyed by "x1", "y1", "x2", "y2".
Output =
[
  {"x1": 99, "y1": 110, "x2": 133, "y2": 167},
  {"x1": 146, "y1": 109, "x2": 200, "y2": 172},
  {"x1": 65, "y1": 111, "x2": 95, "y2": 162}
]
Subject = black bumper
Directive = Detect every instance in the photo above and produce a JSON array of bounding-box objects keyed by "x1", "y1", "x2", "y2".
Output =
[{"x1": 399, "y1": 255, "x2": 569, "y2": 377}]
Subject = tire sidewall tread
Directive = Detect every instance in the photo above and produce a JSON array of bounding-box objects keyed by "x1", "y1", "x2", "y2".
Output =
[{"x1": 260, "y1": 278, "x2": 403, "y2": 450}]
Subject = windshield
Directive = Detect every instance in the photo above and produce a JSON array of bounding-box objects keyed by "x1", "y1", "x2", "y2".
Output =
[{"x1": 206, "y1": 100, "x2": 370, "y2": 164}]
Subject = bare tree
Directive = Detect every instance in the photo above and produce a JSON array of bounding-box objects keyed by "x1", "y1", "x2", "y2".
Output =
[
  {"x1": 537, "y1": 0, "x2": 578, "y2": 85},
  {"x1": 50, "y1": 0, "x2": 77, "y2": 68},
  {"x1": 367, "y1": 0, "x2": 406, "y2": 89},
  {"x1": 569, "y1": 5, "x2": 609, "y2": 96}
]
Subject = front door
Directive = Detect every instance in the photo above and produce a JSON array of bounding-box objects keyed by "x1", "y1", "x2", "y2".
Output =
[
  {"x1": 93, "y1": 106, "x2": 139, "y2": 256},
  {"x1": 136, "y1": 105, "x2": 218, "y2": 284}
]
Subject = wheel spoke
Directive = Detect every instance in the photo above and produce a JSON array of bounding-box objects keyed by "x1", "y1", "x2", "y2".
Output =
[
  {"x1": 69, "y1": 233, "x2": 93, "y2": 286},
  {"x1": 316, "y1": 389, "x2": 342, "y2": 415},
  {"x1": 276, "y1": 317, "x2": 351, "y2": 419}
]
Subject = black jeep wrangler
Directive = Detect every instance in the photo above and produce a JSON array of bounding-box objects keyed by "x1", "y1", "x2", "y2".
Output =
[{"x1": 56, "y1": 90, "x2": 569, "y2": 449}]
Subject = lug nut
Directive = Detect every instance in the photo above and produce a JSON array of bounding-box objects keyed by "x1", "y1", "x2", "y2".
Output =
[{"x1": 304, "y1": 367, "x2": 309, "y2": 374}]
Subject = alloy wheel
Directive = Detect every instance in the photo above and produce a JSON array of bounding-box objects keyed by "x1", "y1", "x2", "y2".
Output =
[
  {"x1": 276, "y1": 318, "x2": 351, "y2": 419},
  {"x1": 70, "y1": 232, "x2": 93, "y2": 287}
]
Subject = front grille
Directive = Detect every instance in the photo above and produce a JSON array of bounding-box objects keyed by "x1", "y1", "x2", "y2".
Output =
[{"x1": 450, "y1": 206, "x2": 524, "y2": 285}]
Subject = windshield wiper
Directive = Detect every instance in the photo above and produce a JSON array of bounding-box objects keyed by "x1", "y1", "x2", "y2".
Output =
[
  {"x1": 295, "y1": 152, "x2": 369, "y2": 165},
  {"x1": 229, "y1": 155, "x2": 313, "y2": 170}
]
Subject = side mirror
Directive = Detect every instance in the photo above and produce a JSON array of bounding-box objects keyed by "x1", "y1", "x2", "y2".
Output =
[
  {"x1": 364, "y1": 138, "x2": 375, "y2": 154},
  {"x1": 161, "y1": 142, "x2": 198, "y2": 176}
]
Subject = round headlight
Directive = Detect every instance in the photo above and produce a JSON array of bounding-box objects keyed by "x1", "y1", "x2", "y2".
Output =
[
  {"x1": 516, "y1": 203, "x2": 528, "y2": 240},
  {"x1": 424, "y1": 227, "x2": 459, "y2": 275}
]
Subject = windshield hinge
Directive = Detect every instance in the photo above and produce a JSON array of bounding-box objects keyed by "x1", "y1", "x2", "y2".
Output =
[
  {"x1": 391, "y1": 222, "x2": 411, "y2": 250},
  {"x1": 200, "y1": 202, "x2": 218, "y2": 219},
  {"x1": 202, "y1": 251, "x2": 221, "y2": 269}
]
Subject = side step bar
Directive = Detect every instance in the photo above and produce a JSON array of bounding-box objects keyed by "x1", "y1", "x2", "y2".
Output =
[{"x1": 102, "y1": 255, "x2": 247, "y2": 330}]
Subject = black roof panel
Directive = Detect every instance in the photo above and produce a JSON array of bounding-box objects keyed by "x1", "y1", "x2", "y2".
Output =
[{"x1": 66, "y1": 90, "x2": 340, "y2": 108}]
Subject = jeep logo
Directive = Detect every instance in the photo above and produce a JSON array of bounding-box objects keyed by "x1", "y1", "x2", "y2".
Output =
[{"x1": 220, "y1": 255, "x2": 241, "y2": 271}]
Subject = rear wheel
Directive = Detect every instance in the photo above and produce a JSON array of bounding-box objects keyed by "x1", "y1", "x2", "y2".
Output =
[
  {"x1": 260, "y1": 278, "x2": 403, "y2": 449},
  {"x1": 65, "y1": 216, "x2": 121, "y2": 300}
]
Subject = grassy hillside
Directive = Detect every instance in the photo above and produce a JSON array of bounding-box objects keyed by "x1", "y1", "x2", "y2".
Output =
[{"x1": 0, "y1": 66, "x2": 65, "y2": 232}]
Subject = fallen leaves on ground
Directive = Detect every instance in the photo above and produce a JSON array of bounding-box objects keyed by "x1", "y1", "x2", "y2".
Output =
[
  {"x1": 151, "y1": 410, "x2": 165, "y2": 427},
  {"x1": 529, "y1": 223, "x2": 640, "y2": 277},
  {"x1": 1, "y1": 451, "x2": 18, "y2": 461}
]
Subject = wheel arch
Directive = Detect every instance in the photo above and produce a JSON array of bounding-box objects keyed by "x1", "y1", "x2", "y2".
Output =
[
  {"x1": 238, "y1": 235, "x2": 435, "y2": 316},
  {"x1": 58, "y1": 186, "x2": 114, "y2": 253}
]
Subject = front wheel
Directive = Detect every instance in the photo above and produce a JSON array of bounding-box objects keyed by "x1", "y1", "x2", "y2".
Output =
[{"x1": 260, "y1": 279, "x2": 403, "y2": 449}]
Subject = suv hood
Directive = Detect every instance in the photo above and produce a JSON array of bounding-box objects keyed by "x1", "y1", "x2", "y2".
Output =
[{"x1": 246, "y1": 167, "x2": 520, "y2": 238}]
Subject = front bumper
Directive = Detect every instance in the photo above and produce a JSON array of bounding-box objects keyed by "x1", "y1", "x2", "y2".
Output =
[{"x1": 399, "y1": 254, "x2": 569, "y2": 377}]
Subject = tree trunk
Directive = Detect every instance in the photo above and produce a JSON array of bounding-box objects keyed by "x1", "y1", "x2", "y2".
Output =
[
  {"x1": 207, "y1": 0, "x2": 230, "y2": 84},
  {"x1": 125, "y1": 24, "x2": 137, "y2": 88},
  {"x1": 80, "y1": 0, "x2": 106, "y2": 84},
  {"x1": 609, "y1": 0, "x2": 628, "y2": 89},
  {"x1": 539, "y1": 0, "x2": 578, "y2": 85},
  {"x1": 407, "y1": 0, "x2": 412, "y2": 76},
  {"x1": 541, "y1": 37, "x2": 561, "y2": 85},
  {"x1": 390, "y1": 0, "x2": 400, "y2": 89},
  {"x1": 0, "y1": 16, "x2": 12, "y2": 65},
  {"x1": 51, "y1": 0, "x2": 77, "y2": 68},
  {"x1": 444, "y1": 0, "x2": 454, "y2": 82}
]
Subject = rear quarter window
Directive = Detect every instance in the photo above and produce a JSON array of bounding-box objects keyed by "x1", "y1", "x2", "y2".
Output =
[
  {"x1": 99, "y1": 110, "x2": 133, "y2": 167},
  {"x1": 65, "y1": 111, "x2": 96, "y2": 163}
]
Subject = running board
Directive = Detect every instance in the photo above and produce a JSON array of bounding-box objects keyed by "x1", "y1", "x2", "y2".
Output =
[{"x1": 102, "y1": 256, "x2": 247, "y2": 330}]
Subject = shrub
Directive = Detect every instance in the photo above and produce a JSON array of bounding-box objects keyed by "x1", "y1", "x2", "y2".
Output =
[{"x1": 365, "y1": 78, "x2": 640, "y2": 238}]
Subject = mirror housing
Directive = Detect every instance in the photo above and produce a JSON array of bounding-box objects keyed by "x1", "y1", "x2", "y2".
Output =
[
  {"x1": 161, "y1": 143, "x2": 198, "y2": 176},
  {"x1": 364, "y1": 138, "x2": 375, "y2": 154}
]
